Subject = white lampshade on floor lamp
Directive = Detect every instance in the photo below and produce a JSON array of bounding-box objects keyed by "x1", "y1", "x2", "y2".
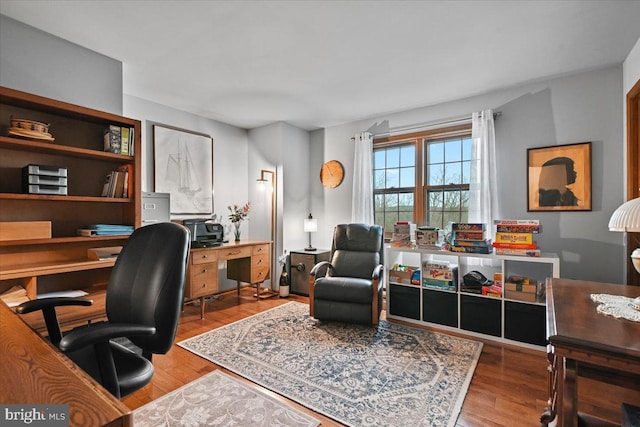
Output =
[{"x1": 608, "y1": 197, "x2": 640, "y2": 275}]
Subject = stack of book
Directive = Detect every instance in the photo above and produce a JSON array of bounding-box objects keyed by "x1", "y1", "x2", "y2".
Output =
[
  {"x1": 104, "y1": 124, "x2": 135, "y2": 155},
  {"x1": 421, "y1": 261, "x2": 458, "y2": 291},
  {"x1": 101, "y1": 164, "x2": 133, "y2": 198},
  {"x1": 449, "y1": 223, "x2": 492, "y2": 254},
  {"x1": 77, "y1": 224, "x2": 134, "y2": 237},
  {"x1": 390, "y1": 222, "x2": 416, "y2": 248},
  {"x1": 492, "y1": 219, "x2": 541, "y2": 257}
]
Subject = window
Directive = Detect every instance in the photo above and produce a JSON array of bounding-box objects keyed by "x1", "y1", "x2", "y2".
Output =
[{"x1": 373, "y1": 125, "x2": 471, "y2": 233}]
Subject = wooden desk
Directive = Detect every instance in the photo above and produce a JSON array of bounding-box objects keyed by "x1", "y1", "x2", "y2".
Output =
[
  {"x1": 546, "y1": 278, "x2": 640, "y2": 426},
  {"x1": 0, "y1": 302, "x2": 132, "y2": 426},
  {"x1": 185, "y1": 240, "x2": 271, "y2": 318}
]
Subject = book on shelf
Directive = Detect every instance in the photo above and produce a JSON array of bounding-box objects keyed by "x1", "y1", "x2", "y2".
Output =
[
  {"x1": 100, "y1": 169, "x2": 129, "y2": 198},
  {"x1": 453, "y1": 239, "x2": 492, "y2": 247},
  {"x1": 494, "y1": 247, "x2": 541, "y2": 257},
  {"x1": 492, "y1": 242, "x2": 538, "y2": 249},
  {"x1": 451, "y1": 223, "x2": 486, "y2": 231},
  {"x1": 449, "y1": 245, "x2": 492, "y2": 254},
  {"x1": 496, "y1": 224, "x2": 541, "y2": 233},
  {"x1": 494, "y1": 232, "x2": 535, "y2": 245},
  {"x1": 494, "y1": 219, "x2": 539, "y2": 225},
  {"x1": 103, "y1": 124, "x2": 134, "y2": 155},
  {"x1": 77, "y1": 224, "x2": 134, "y2": 236},
  {"x1": 117, "y1": 164, "x2": 133, "y2": 198},
  {"x1": 452, "y1": 230, "x2": 486, "y2": 241}
]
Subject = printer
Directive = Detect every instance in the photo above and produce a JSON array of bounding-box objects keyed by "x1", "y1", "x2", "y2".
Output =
[{"x1": 183, "y1": 219, "x2": 224, "y2": 248}]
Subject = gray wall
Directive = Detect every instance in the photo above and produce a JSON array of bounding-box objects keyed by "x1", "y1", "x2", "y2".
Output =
[
  {"x1": 0, "y1": 15, "x2": 122, "y2": 114},
  {"x1": 317, "y1": 66, "x2": 625, "y2": 283}
]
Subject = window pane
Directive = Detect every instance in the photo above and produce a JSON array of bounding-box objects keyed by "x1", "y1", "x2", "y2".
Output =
[
  {"x1": 375, "y1": 194, "x2": 385, "y2": 210},
  {"x1": 374, "y1": 170, "x2": 385, "y2": 190},
  {"x1": 385, "y1": 213, "x2": 398, "y2": 230},
  {"x1": 399, "y1": 167, "x2": 415, "y2": 187},
  {"x1": 386, "y1": 168, "x2": 399, "y2": 188},
  {"x1": 400, "y1": 145, "x2": 415, "y2": 167},
  {"x1": 445, "y1": 138, "x2": 462, "y2": 162},
  {"x1": 444, "y1": 162, "x2": 461, "y2": 185},
  {"x1": 463, "y1": 138, "x2": 472, "y2": 161},
  {"x1": 461, "y1": 190, "x2": 469, "y2": 208},
  {"x1": 427, "y1": 211, "x2": 443, "y2": 229},
  {"x1": 443, "y1": 212, "x2": 460, "y2": 228},
  {"x1": 387, "y1": 147, "x2": 400, "y2": 168},
  {"x1": 427, "y1": 190, "x2": 443, "y2": 208},
  {"x1": 374, "y1": 150, "x2": 385, "y2": 169},
  {"x1": 428, "y1": 163, "x2": 444, "y2": 185},
  {"x1": 398, "y1": 211, "x2": 413, "y2": 222},
  {"x1": 445, "y1": 190, "x2": 461, "y2": 209},
  {"x1": 399, "y1": 193, "x2": 414, "y2": 211},
  {"x1": 428, "y1": 142, "x2": 444, "y2": 163},
  {"x1": 385, "y1": 194, "x2": 398, "y2": 209},
  {"x1": 462, "y1": 160, "x2": 471, "y2": 184}
]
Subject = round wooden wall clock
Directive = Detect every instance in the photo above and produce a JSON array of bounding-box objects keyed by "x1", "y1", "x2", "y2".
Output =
[{"x1": 320, "y1": 160, "x2": 345, "y2": 188}]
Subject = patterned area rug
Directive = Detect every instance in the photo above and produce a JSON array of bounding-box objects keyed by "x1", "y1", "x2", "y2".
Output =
[
  {"x1": 133, "y1": 370, "x2": 320, "y2": 426},
  {"x1": 178, "y1": 302, "x2": 482, "y2": 427}
]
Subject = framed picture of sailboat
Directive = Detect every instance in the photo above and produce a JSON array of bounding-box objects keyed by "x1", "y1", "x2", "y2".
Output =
[{"x1": 153, "y1": 124, "x2": 213, "y2": 214}]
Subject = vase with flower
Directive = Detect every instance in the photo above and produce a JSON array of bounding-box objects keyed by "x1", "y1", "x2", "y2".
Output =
[{"x1": 228, "y1": 203, "x2": 250, "y2": 241}]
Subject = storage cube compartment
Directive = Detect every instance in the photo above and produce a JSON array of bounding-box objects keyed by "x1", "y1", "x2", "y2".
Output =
[
  {"x1": 388, "y1": 284, "x2": 420, "y2": 320},
  {"x1": 422, "y1": 288, "x2": 458, "y2": 327},
  {"x1": 504, "y1": 301, "x2": 546, "y2": 346},
  {"x1": 460, "y1": 294, "x2": 501, "y2": 337}
]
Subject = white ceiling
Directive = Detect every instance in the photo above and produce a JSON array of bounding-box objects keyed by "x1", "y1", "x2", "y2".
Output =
[{"x1": 1, "y1": 1, "x2": 640, "y2": 130}]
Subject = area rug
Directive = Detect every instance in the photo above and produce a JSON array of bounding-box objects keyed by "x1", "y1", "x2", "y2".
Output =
[
  {"x1": 133, "y1": 370, "x2": 321, "y2": 426},
  {"x1": 178, "y1": 301, "x2": 483, "y2": 427}
]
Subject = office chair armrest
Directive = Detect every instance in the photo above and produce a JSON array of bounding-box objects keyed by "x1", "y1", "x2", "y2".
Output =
[
  {"x1": 16, "y1": 297, "x2": 93, "y2": 314},
  {"x1": 59, "y1": 322, "x2": 156, "y2": 353},
  {"x1": 310, "y1": 261, "x2": 334, "y2": 277},
  {"x1": 372, "y1": 264, "x2": 384, "y2": 280}
]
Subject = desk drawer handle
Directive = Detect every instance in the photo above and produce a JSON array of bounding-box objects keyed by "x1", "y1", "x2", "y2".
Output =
[
  {"x1": 201, "y1": 255, "x2": 208, "y2": 259},
  {"x1": 202, "y1": 283, "x2": 207, "y2": 288},
  {"x1": 257, "y1": 259, "x2": 263, "y2": 264},
  {"x1": 202, "y1": 269, "x2": 207, "y2": 273}
]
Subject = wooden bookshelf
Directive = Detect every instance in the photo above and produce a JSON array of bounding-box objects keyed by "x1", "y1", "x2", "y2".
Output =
[{"x1": 0, "y1": 86, "x2": 141, "y2": 332}]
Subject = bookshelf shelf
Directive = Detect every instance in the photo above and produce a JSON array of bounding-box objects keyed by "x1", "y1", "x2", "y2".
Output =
[{"x1": 385, "y1": 245, "x2": 560, "y2": 349}]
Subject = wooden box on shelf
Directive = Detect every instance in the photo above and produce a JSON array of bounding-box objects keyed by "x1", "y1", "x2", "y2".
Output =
[{"x1": 0, "y1": 221, "x2": 51, "y2": 241}]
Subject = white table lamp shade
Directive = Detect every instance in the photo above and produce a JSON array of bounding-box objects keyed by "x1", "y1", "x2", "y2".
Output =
[
  {"x1": 608, "y1": 197, "x2": 640, "y2": 232},
  {"x1": 304, "y1": 218, "x2": 318, "y2": 233}
]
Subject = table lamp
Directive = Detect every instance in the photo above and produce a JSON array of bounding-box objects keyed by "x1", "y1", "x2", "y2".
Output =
[
  {"x1": 304, "y1": 213, "x2": 317, "y2": 251},
  {"x1": 608, "y1": 197, "x2": 640, "y2": 274}
]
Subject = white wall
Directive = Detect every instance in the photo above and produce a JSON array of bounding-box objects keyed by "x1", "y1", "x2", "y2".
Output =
[
  {"x1": 0, "y1": 15, "x2": 122, "y2": 115},
  {"x1": 318, "y1": 66, "x2": 625, "y2": 283},
  {"x1": 623, "y1": 37, "x2": 640, "y2": 95}
]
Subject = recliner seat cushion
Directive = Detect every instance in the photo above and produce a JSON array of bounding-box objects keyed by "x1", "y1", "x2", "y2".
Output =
[{"x1": 314, "y1": 277, "x2": 373, "y2": 304}]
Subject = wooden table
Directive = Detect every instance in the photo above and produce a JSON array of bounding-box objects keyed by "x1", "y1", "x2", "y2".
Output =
[
  {"x1": 546, "y1": 278, "x2": 640, "y2": 426},
  {"x1": 0, "y1": 302, "x2": 132, "y2": 426}
]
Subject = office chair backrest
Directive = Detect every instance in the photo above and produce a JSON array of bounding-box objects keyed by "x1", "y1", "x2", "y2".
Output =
[
  {"x1": 330, "y1": 224, "x2": 383, "y2": 279},
  {"x1": 106, "y1": 222, "x2": 190, "y2": 355}
]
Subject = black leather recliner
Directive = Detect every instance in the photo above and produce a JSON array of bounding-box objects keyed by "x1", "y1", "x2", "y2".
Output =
[
  {"x1": 17, "y1": 222, "x2": 190, "y2": 398},
  {"x1": 309, "y1": 223, "x2": 384, "y2": 325}
]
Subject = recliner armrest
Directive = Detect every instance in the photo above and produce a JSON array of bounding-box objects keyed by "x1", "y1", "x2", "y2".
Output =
[
  {"x1": 372, "y1": 264, "x2": 383, "y2": 280},
  {"x1": 310, "y1": 261, "x2": 334, "y2": 277},
  {"x1": 16, "y1": 297, "x2": 93, "y2": 314},
  {"x1": 59, "y1": 322, "x2": 156, "y2": 353}
]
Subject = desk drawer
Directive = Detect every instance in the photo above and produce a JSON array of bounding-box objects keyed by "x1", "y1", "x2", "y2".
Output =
[
  {"x1": 252, "y1": 266, "x2": 269, "y2": 283},
  {"x1": 189, "y1": 262, "x2": 218, "y2": 298},
  {"x1": 252, "y1": 253, "x2": 269, "y2": 269},
  {"x1": 191, "y1": 250, "x2": 219, "y2": 265},
  {"x1": 219, "y1": 246, "x2": 251, "y2": 260},
  {"x1": 252, "y1": 244, "x2": 269, "y2": 256}
]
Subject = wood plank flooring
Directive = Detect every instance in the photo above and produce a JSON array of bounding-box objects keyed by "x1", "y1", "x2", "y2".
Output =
[{"x1": 122, "y1": 288, "x2": 640, "y2": 426}]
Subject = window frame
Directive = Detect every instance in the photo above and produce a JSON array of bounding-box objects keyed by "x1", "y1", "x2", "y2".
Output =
[{"x1": 373, "y1": 124, "x2": 471, "y2": 235}]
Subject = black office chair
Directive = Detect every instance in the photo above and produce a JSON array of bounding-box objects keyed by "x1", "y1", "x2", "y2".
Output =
[
  {"x1": 17, "y1": 222, "x2": 190, "y2": 398},
  {"x1": 309, "y1": 223, "x2": 384, "y2": 325}
]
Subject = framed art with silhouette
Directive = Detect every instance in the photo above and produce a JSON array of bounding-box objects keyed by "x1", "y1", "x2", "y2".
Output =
[{"x1": 527, "y1": 142, "x2": 592, "y2": 211}]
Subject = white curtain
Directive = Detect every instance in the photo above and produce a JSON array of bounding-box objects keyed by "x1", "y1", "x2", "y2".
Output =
[
  {"x1": 351, "y1": 131, "x2": 374, "y2": 224},
  {"x1": 470, "y1": 110, "x2": 500, "y2": 265}
]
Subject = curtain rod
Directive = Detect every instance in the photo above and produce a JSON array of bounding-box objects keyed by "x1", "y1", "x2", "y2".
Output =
[{"x1": 352, "y1": 111, "x2": 501, "y2": 140}]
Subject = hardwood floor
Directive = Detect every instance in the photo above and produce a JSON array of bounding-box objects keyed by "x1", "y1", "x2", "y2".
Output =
[{"x1": 122, "y1": 288, "x2": 640, "y2": 426}]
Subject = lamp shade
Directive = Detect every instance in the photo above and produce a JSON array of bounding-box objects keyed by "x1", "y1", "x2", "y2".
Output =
[
  {"x1": 304, "y1": 217, "x2": 317, "y2": 233},
  {"x1": 608, "y1": 197, "x2": 640, "y2": 232}
]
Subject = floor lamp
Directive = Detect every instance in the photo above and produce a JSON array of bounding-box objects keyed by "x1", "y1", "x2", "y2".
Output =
[{"x1": 255, "y1": 169, "x2": 278, "y2": 299}]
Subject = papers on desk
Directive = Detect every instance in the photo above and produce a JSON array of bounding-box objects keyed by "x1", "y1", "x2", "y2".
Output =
[
  {"x1": 37, "y1": 290, "x2": 89, "y2": 299},
  {"x1": 0, "y1": 285, "x2": 29, "y2": 307}
]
